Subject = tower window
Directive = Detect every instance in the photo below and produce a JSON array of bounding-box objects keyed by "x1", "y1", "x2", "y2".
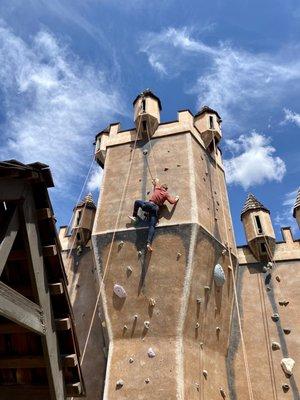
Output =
[
  {"x1": 142, "y1": 120, "x2": 147, "y2": 132},
  {"x1": 76, "y1": 232, "x2": 81, "y2": 241},
  {"x1": 76, "y1": 210, "x2": 82, "y2": 226},
  {"x1": 255, "y1": 215, "x2": 263, "y2": 234},
  {"x1": 141, "y1": 99, "x2": 146, "y2": 112},
  {"x1": 209, "y1": 116, "x2": 214, "y2": 129},
  {"x1": 260, "y1": 243, "x2": 267, "y2": 254}
]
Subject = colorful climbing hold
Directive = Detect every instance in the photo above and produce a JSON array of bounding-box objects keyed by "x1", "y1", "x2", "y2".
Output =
[
  {"x1": 214, "y1": 264, "x2": 226, "y2": 287},
  {"x1": 144, "y1": 321, "x2": 150, "y2": 329},
  {"x1": 271, "y1": 313, "x2": 280, "y2": 322},
  {"x1": 271, "y1": 342, "x2": 281, "y2": 351},
  {"x1": 116, "y1": 379, "x2": 124, "y2": 389}
]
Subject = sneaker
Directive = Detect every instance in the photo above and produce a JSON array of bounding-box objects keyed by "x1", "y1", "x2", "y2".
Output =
[
  {"x1": 146, "y1": 243, "x2": 153, "y2": 252},
  {"x1": 128, "y1": 215, "x2": 137, "y2": 223}
]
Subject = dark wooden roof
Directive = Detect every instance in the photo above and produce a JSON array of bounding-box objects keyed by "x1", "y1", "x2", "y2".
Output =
[
  {"x1": 0, "y1": 160, "x2": 85, "y2": 399},
  {"x1": 195, "y1": 105, "x2": 222, "y2": 122},
  {"x1": 241, "y1": 193, "x2": 270, "y2": 220}
]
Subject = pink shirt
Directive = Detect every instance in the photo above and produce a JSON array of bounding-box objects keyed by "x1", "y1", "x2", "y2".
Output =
[{"x1": 149, "y1": 186, "x2": 177, "y2": 206}]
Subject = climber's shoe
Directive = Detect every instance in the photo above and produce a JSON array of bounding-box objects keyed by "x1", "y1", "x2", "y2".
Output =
[{"x1": 146, "y1": 243, "x2": 153, "y2": 252}]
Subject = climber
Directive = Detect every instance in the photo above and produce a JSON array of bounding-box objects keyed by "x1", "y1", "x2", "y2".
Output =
[{"x1": 128, "y1": 178, "x2": 179, "y2": 252}]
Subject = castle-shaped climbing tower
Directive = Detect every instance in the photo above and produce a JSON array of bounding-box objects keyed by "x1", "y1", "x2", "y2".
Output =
[{"x1": 92, "y1": 91, "x2": 236, "y2": 399}]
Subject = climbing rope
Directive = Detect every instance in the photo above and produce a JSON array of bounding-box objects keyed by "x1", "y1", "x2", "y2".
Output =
[
  {"x1": 80, "y1": 116, "x2": 142, "y2": 364},
  {"x1": 212, "y1": 133, "x2": 255, "y2": 400}
]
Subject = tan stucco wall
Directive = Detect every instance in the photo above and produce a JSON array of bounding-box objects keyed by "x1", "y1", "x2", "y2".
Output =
[
  {"x1": 232, "y1": 231, "x2": 300, "y2": 399},
  {"x1": 92, "y1": 120, "x2": 235, "y2": 398}
]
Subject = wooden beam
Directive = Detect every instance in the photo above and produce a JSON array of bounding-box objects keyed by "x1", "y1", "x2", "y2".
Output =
[
  {"x1": 0, "y1": 281, "x2": 44, "y2": 335},
  {"x1": 23, "y1": 194, "x2": 65, "y2": 400},
  {"x1": 0, "y1": 385, "x2": 50, "y2": 400},
  {"x1": 49, "y1": 282, "x2": 64, "y2": 295},
  {"x1": 0, "y1": 355, "x2": 45, "y2": 369},
  {"x1": 0, "y1": 206, "x2": 19, "y2": 276},
  {"x1": 42, "y1": 245, "x2": 57, "y2": 257},
  {"x1": 55, "y1": 317, "x2": 71, "y2": 331},
  {"x1": 62, "y1": 354, "x2": 78, "y2": 367},
  {"x1": 66, "y1": 382, "x2": 82, "y2": 396},
  {"x1": 0, "y1": 322, "x2": 29, "y2": 334},
  {"x1": 36, "y1": 208, "x2": 52, "y2": 221}
]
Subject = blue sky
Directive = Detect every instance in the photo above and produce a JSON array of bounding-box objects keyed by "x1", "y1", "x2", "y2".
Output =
[{"x1": 0, "y1": 0, "x2": 299, "y2": 244}]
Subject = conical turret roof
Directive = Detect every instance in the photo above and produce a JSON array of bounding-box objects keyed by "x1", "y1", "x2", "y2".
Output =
[
  {"x1": 241, "y1": 193, "x2": 270, "y2": 220},
  {"x1": 293, "y1": 188, "x2": 300, "y2": 218},
  {"x1": 74, "y1": 193, "x2": 96, "y2": 210}
]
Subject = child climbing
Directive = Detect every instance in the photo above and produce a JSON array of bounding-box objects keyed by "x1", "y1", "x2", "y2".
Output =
[{"x1": 128, "y1": 178, "x2": 179, "y2": 252}]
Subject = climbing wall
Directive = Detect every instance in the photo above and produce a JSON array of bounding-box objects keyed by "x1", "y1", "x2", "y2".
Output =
[
  {"x1": 92, "y1": 127, "x2": 236, "y2": 399},
  {"x1": 230, "y1": 240, "x2": 300, "y2": 399}
]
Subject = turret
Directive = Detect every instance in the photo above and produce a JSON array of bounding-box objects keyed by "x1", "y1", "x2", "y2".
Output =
[
  {"x1": 133, "y1": 89, "x2": 161, "y2": 138},
  {"x1": 72, "y1": 193, "x2": 96, "y2": 246},
  {"x1": 194, "y1": 106, "x2": 222, "y2": 151},
  {"x1": 293, "y1": 188, "x2": 300, "y2": 228},
  {"x1": 241, "y1": 194, "x2": 275, "y2": 261}
]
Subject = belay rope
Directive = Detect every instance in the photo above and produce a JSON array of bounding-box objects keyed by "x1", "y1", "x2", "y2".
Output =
[{"x1": 80, "y1": 115, "x2": 145, "y2": 364}]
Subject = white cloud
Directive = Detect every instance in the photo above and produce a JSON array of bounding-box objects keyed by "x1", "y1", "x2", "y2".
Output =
[
  {"x1": 275, "y1": 188, "x2": 299, "y2": 232},
  {"x1": 224, "y1": 132, "x2": 286, "y2": 189},
  {"x1": 87, "y1": 166, "x2": 103, "y2": 192},
  {"x1": 0, "y1": 22, "x2": 124, "y2": 191},
  {"x1": 140, "y1": 27, "x2": 300, "y2": 127},
  {"x1": 282, "y1": 108, "x2": 300, "y2": 127}
]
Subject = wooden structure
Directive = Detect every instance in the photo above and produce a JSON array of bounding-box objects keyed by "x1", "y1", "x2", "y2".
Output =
[{"x1": 0, "y1": 160, "x2": 85, "y2": 399}]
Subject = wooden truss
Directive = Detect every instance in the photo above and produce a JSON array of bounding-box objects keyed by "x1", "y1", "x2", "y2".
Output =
[{"x1": 0, "y1": 161, "x2": 85, "y2": 400}]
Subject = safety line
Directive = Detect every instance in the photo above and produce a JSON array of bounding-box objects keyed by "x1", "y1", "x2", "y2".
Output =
[{"x1": 212, "y1": 132, "x2": 255, "y2": 400}]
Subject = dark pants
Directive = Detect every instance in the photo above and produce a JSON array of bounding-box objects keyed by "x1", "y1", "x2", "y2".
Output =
[{"x1": 133, "y1": 200, "x2": 159, "y2": 244}]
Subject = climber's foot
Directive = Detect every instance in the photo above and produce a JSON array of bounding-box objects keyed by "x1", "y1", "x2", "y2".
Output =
[
  {"x1": 147, "y1": 243, "x2": 153, "y2": 252},
  {"x1": 128, "y1": 215, "x2": 137, "y2": 223}
]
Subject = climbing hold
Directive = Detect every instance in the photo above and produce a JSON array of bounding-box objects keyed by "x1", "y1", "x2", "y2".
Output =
[
  {"x1": 200, "y1": 342, "x2": 204, "y2": 349},
  {"x1": 138, "y1": 250, "x2": 142, "y2": 257},
  {"x1": 196, "y1": 298, "x2": 202, "y2": 304},
  {"x1": 222, "y1": 249, "x2": 227, "y2": 256},
  {"x1": 276, "y1": 275, "x2": 281, "y2": 282},
  {"x1": 113, "y1": 284, "x2": 127, "y2": 298},
  {"x1": 216, "y1": 326, "x2": 221, "y2": 333},
  {"x1": 177, "y1": 164, "x2": 181, "y2": 167},
  {"x1": 149, "y1": 298, "x2": 156, "y2": 307},
  {"x1": 143, "y1": 149, "x2": 148, "y2": 155},
  {"x1": 118, "y1": 241, "x2": 124, "y2": 248},
  {"x1": 283, "y1": 328, "x2": 291, "y2": 335},
  {"x1": 145, "y1": 378, "x2": 150, "y2": 384},
  {"x1": 204, "y1": 286, "x2": 210, "y2": 291},
  {"x1": 147, "y1": 347, "x2": 156, "y2": 358},
  {"x1": 126, "y1": 266, "x2": 133, "y2": 275},
  {"x1": 195, "y1": 322, "x2": 200, "y2": 329},
  {"x1": 116, "y1": 379, "x2": 124, "y2": 389},
  {"x1": 271, "y1": 313, "x2": 280, "y2": 322},
  {"x1": 144, "y1": 321, "x2": 150, "y2": 329},
  {"x1": 271, "y1": 342, "x2": 281, "y2": 351},
  {"x1": 220, "y1": 388, "x2": 226, "y2": 398},
  {"x1": 281, "y1": 358, "x2": 295, "y2": 376},
  {"x1": 134, "y1": 314, "x2": 138, "y2": 320},
  {"x1": 123, "y1": 325, "x2": 128, "y2": 331},
  {"x1": 214, "y1": 264, "x2": 226, "y2": 287},
  {"x1": 203, "y1": 370, "x2": 208, "y2": 379},
  {"x1": 267, "y1": 262, "x2": 273, "y2": 269},
  {"x1": 195, "y1": 383, "x2": 200, "y2": 391},
  {"x1": 164, "y1": 167, "x2": 169, "y2": 171},
  {"x1": 282, "y1": 383, "x2": 290, "y2": 392},
  {"x1": 129, "y1": 357, "x2": 134, "y2": 364},
  {"x1": 262, "y1": 266, "x2": 268, "y2": 273},
  {"x1": 177, "y1": 252, "x2": 182, "y2": 260},
  {"x1": 266, "y1": 286, "x2": 271, "y2": 292},
  {"x1": 279, "y1": 300, "x2": 289, "y2": 306}
]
